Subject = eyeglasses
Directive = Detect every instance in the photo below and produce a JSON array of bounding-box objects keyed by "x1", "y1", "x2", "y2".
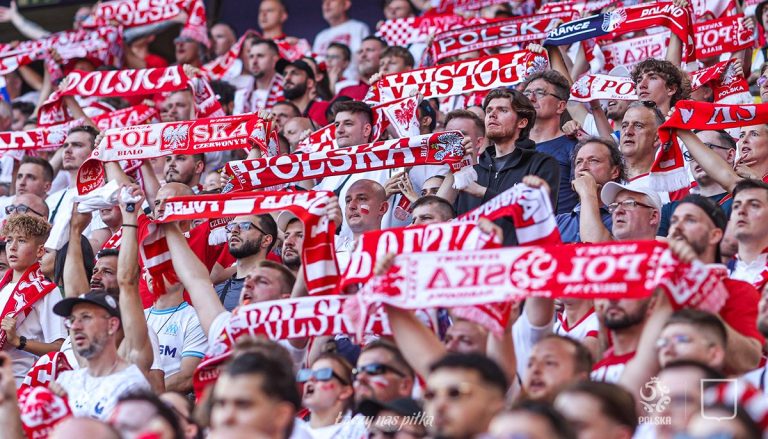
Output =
[
  {"x1": 522, "y1": 89, "x2": 563, "y2": 101},
  {"x1": 296, "y1": 367, "x2": 349, "y2": 385},
  {"x1": 423, "y1": 382, "x2": 473, "y2": 402},
  {"x1": 225, "y1": 221, "x2": 266, "y2": 234},
  {"x1": 5, "y1": 204, "x2": 45, "y2": 217},
  {"x1": 759, "y1": 76, "x2": 768, "y2": 87},
  {"x1": 607, "y1": 199, "x2": 655, "y2": 213},
  {"x1": 655, "y1": 334, "x2": 696, "y2": 349},
  {"x1": 352, "y1": 363, "x2": 406, "y2": 380},
  {"x1": 64, "y1": 313, "x2": 111, "y2": 329},
  {"x1": 683, "y1": 142, "x2": 733, "y2": 161}
]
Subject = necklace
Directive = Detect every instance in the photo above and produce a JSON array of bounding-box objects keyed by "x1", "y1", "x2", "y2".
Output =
[{"x1": 146, "y1": 302, "x2": 184, "y2": 334}]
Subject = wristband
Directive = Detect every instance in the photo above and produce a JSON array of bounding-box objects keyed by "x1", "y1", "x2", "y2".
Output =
[{"x1": 122, "y1": 224, "x2": 138, "y2": 228}]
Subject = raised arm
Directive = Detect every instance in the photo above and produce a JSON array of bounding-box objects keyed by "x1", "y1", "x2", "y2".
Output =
[
  {"x1": 117, "y1": 185, "x2": 153, "y2": 373},
  {"x1": 162, "y1": 222, "x2": 224, "y2": 335},
  {"x1": 678, "y1": 129, "x2": 740, "y2": 192},
  {"x1": 63, "y1": 204, "x2": 92, "y2": 297}
]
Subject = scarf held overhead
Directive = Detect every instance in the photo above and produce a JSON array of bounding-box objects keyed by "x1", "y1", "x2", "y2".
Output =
[
  {"x1": 223, "y1": 131, "x2": 474, "y2": 193},
  {"x1": 650, "y1": 101, "x2": 765, "y2": 191},
  {"x1": 364, "y1": 50, "x2": 549, "y2": 105},
  {"x1": 156, "y1": 191, "x2": 340, "y2": 296},
  {"x1": 76, "y1": 113, "x2": 264, "y2": 194},
  {"x1": 430, "y1": 12, "x2": 577, "y2": 61},
  {"x1": 570, "y1": 74, "x2": 637, "y2": 102}
]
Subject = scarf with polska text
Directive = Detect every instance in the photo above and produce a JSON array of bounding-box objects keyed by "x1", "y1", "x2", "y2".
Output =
[
  {"x1": 364, "y1": 50, "x2": 548, "y2": 105},
  {"x1": 693, "y1": 14, "x2": 754, "y2": 60},
  {"x1": 38, "y1": 66, "x2": 223, "y2": 127},
  {"x1": 0, "y1": 26, "x2": 122, "y2": 77},
  {"x1": 349, "y1": 240, "x2": 729, "y2": 337},
  {"x1": 570, "y1": 74, "x2": 637, "y2": 102},
  {"x1": 76, "y1": 113, "x2": 266, "y2": 194},
  {"x1": 156, "y1": 190, "x2": 340, "y2": 296},
  {"x1": 599, "y1": 31, "x2": 668, "y2": 73},
  {"x1": 543, "y1": 2, "x2": 695, "y2": 60},
  {"x1": 690, "y1": 59, "x2": 751, "y2": 104},
  {"x1": 650, "y1": 101, "x2": 766, "y2": 191},
  {"x1": 538, "y1": 0, "x2": 623, "y2": 14},
  {"x1": 0, "y1": 263, "x2": 57, "y2": 350},
  {"x1": 193, "y1": 294, "x2": 392, "y2": 401},
  {"x1": 297, "y1": 95, "x2": 421, "y2": 154},
  {"x1": 341, "y1": 183, "x2": 560, "y2": 335},
  {"x1": 430, "y1": 12, "x2": 578, "y2": 61},
  {"x1": 223, "y1": 131, "x2": 476, "y2": 193}
]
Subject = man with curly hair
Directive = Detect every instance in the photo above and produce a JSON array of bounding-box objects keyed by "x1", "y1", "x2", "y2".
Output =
[
  {"x1": 0, "y1": 214, "x2": 66, "y2": 384},
  {"x1": 630, "y1": 59, "x2": 691, "y2": 115}
]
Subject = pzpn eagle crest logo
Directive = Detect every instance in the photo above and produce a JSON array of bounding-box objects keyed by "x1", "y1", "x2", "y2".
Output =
[{"x1": 162, "y1": 125, "x2": 189, "y2": 150}]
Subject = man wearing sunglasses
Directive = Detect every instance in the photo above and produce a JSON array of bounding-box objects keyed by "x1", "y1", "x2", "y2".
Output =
[
  {"x1": 213, "y1": 214, "x2": 278, "y2": 311},
  {"x1": 353, "y1": 340, "x2": 415, "y2": 407}
]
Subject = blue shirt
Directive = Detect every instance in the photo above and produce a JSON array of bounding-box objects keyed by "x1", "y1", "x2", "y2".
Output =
[
  {"x1": 557, "y1": 203, "x2": 613, "y2": 243},
  {"x1": 535, "y1": 135, "x2": 578, "y2": 215}
]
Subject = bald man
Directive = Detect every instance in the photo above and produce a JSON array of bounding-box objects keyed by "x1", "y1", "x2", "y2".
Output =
[
  {"x1": 4, "y1": 193, "x2": 50, "y2": 220},
  {"x1": 339, "y1": 179, "x2": 388, "y2": 252},
  {"x1": 210, "y1": 23, "x2": 237, "y2": 57}
]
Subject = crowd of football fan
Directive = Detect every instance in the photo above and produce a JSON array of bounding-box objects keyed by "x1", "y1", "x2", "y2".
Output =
[{"x1": 0, "y1": 0, "x2": 767, "y2": 438}]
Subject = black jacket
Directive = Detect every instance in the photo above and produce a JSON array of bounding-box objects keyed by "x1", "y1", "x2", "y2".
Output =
[{"x1": 455, "y1": 143, "x2": 561, "y2": 246}]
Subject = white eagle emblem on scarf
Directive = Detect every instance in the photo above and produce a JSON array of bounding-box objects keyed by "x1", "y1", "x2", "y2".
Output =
[{"x1": 162, "y1": 125, "x2": 189, "y2": 151}]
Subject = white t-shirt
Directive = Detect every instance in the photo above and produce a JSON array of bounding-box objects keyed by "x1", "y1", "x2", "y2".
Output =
[
  {"x1": 61, "y1": 328, "x2": 163, "y2": 373},
  {"x1": 512, "y1": 308, "x2": 554, "y2": 382},
  {"x1": 208, "y1": 311, "x2": 307, "y2": 372},
  {"x1": 553, "y1": 309, "x2": 600, "y2": 342},
  {"x1": 145, "y1": 301, "x2": 207, "y2": 377},
  {"x1": 56, "y1": 364, "x2": 150, "y2": 420},
  {"x1": 305, "y1": 413, "x2": 368, "y2": 439},
  {"x1": 313, "y1": 19, "x2": 370, "y2": 81},
  {"x1": 743, "y1": 364, "x2": 768, "y2": 393},
  {"x1": 0, "y1": 282, "x2": 67, "y2": 386},
  {"x1": 45, "y1": 187, "x2": 108, "y2": 249}
]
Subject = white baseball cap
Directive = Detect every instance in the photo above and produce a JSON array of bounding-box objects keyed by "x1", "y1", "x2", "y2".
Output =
[{"x1": 600, "y1": 181, "x2": 662, "y2": 211}]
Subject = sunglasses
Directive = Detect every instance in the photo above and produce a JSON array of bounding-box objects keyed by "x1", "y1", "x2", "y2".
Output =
[
  {"x1": 296, "y1": 367, "x2": 349, "y2": 385},
  {"x1": 5, "y1": 204, "x2": 45, "y2": 217},
  {"x1": 352, "y1": 363, "x2": 405, "y2": 380},
  {"x1": 759, "y1": 75, "x2": 768, "y2": 87},
  {"x1": 225, "y1": 221, "x2": 266, "y2": 234}
]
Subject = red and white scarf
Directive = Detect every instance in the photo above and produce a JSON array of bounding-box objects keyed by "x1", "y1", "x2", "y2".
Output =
[
  {"x1": 20, "y1": 351, "x2": 73, "y2": 392},
  {"x1": 92, "y1": 104, "x2": 161, "y2": 132},
  {"x1": 690, "y1": 59, "x2": 751, "y2": 103},
  {"x1": 570, "y1": 74, "x2": 637, "y2": 102},
  {"x1": 39, "y1": 66, "x2": 223, "y2": 127},
  {"x1": 297, "y1": 95, "x2": 421, "y2": 153},
  {"x1": 224, "y1": 131, "x2": 474, "y2": 193},
  {"x1": 691, "y1": 0, "x2": 738, "y2": 20},
  {"x1": 18, "y1": 386, "x2": 72, "y2": 439},
  {"x1": 0, "y1": 263, "x2": 57, "y2": 350},
  {"x1": 0, "y1": 26, "x2": 122, "y2": 76},
  {"x1": 365, "y1": 50, "x2": 549, "y2": 105},
  {"x1": 600, "y1": 31, "x2": 669, "y2": 73},
  {"x1": 193, "y1": 294, "x2": 391, "y2": 400},
  {"x1": 376, "y1": 15, "x2": 490, "y2": 47},
  {"x1": 431, "y1": 12, "x2": 577, "y2": 61},
  {"x1": 343, "y1": 183, "x2": 561, "y2": 334},
  {"x1": 83, "y1": 0, "x2": 209, "y2": 47},
  {"x1": 156, "y1": 191, "x2": 340, "y2": 295},
  {"x1": 351, "y1": 240, "x2": 726, "y2": 334},
  {"x1": 538, "y1": 0, "x2": 623, "y2": 14},
  {"x1": 650, "y1": 101, "x2": 764, "y2": 191},
  {"x1": 240, "y1": 73, "x2": 284, "y2": 113},
  {"x1": 76, "y1": 113, "x2": 262, "y2": 194},
  {"x1": 693, "y1": 14, "x2": 754, "y2": 59},
  {"x1": 435, "y1": 0, "x2": 512, "y2": 12},
  {"x1": 102, "y1": 228, "x2": 123, "y2": 251},
  {"x1": 203, "y1": 29, "x2": 259, "y2": 80}
]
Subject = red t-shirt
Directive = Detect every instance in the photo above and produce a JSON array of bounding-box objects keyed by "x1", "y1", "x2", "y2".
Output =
[
  {"x1": 719, "y1": 278, "x2": 766, "y2": 346},
  {"x1": 337, "y1": 82, "x2": 370, "y2": 101},
  {"x1": 591, "y1": 348, "x2": 635, "y2": 383}
]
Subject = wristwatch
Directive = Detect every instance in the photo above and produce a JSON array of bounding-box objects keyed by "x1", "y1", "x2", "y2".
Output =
[{"x1": 17, "y1": 336, "x2": 27, "y2": 351}]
